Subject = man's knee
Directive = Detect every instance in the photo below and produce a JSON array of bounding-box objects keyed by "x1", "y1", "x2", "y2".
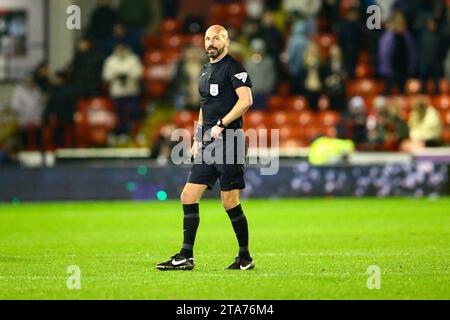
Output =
[
  {"x1": 181, "y1": 185, "x2": 205, "y2": 204},
  {"x1": 181, "y1": 190, "x2": 196, "y2": 205},
  {"x1": 221, "y1": 192, "x2": 240, "y2": 210}
]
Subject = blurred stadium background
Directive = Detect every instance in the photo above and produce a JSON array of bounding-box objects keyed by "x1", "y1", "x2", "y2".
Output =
[
  {"x1": 0, "y1": 0, "x2": 450, "y2": 300},
  {"x1": 0, "y1": 0, "x2": 449, "y2": 201}
]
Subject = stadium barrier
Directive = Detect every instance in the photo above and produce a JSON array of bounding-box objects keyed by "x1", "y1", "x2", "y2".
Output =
[{"x1": 1, "y1": 157, "x2": 448, "y2": 202}]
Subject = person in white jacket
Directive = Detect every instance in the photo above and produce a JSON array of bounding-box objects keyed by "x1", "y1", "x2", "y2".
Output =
[
  {"x1": 102, "y1": 43, "x2": 143, "y2": 135},
  {"x1": 11, "y1": 77, "x2": 45, "y2": 147},
  {"x1": 408, "y1": 100, "x2": 443, "y2": 147}
]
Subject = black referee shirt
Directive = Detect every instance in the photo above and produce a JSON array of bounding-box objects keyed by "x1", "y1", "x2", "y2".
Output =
[{"x1": 199, "y1": 54, "x2": 253, "y2": 130}]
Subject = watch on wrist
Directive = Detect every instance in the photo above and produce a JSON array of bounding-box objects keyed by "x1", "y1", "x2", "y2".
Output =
[{"x1": 217, "y1": 119, "x2": 227, "y2": 128}]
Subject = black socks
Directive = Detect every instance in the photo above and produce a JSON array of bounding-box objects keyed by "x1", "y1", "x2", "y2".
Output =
[
  {"x1": 180, "y1": 203, "x2": 251, "y2": 260},
  {"x1": 226, "y1": 204, "x2": 251, "y2": 260},
  {"x1": 180, "y1": 203, "x2": 200, "y2": 258}
]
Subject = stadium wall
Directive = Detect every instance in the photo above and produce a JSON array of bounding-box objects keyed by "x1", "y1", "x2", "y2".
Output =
[{"x1": 0, "y1": 162, "x2": 448, "y2": 202}]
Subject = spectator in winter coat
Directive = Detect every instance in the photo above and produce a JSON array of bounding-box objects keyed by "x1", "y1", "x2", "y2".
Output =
[
  {"x1": 103, "y1": 44, "x2": 143, "y2": 135},
  {"x1": 70, "y1": 37, "x2": 103, "y2": 97},
  {"x1": 417, "y1": 18, "x2": 442, "y2": 94},
  {"x1": 378, "y1": 13, "x2": 416, "y2": 95},
  {"x1": 11, "y1": 77, "x2": 45, "y2": 148}
]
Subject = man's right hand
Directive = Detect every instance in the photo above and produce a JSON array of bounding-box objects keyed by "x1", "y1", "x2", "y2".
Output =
[{"x1": 191, "y1": 140, "x2": 201, "y2": 159}]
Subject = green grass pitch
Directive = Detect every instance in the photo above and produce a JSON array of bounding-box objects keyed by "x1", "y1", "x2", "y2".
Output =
[{"x1": 0, "y1": 198, "x2": 449, "y2": 300}]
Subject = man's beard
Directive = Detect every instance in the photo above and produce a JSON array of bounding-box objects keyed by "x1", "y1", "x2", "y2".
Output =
[{"x1": 206, "y1": 46, "x2": 224, "y2": 59}]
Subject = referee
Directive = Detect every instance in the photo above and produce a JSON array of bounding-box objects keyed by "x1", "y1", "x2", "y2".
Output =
[{"x1": 156, "y1": 25, "x2": 254, "y2": 271}]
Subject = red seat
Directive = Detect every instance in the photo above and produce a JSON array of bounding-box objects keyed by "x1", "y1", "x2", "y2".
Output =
[
  {"x1": 268, "y1": 96, "x2": 286, "y2": 111},
  {"x1": 322, "y1": 126, "x2": 337, "y2": 138},
  {"x1": 144, "y1": 35, "x2": 163, "y2": 49},
  {"x1": 285, "y1": 96, "x2": 308, "y2": 111},
  {"x1": 245, "y1": 111, "x2": 268, "y2": 128},
  {"x1": 208, "y1": 3, "x2": 246, "y2": 30},
  {"x1": 389, "y1": 94, "x2": 410, "y2": 109},
  {"x1": 74, "y1": 97, "x2": 116, "y2": 147},
  {"x1": 279, "y1": 126, "x2": 302, "y2": 140},
  {"x1": 440, "y1": 79, "x2": 449, "y2": 94},
  {"x1": 160, "y1": 19, "x2": 182, "y2": 34},
  {"x1": 173, "y1": 111, "x2": 198, "y2": 128},
  {"x1": 408, "y1": 94, "x2": 431, "y2": 107},
  {"x1": 406, "y1": 78, "x2": 421, "y2": 95},
  {"x1": 162, "y1": 34, "x2": 184, "y2": 49},
  {"x1": 144, "y1": 63, "x2": 175, "y2": 81},
  {"x1": 271, "y1": 111, "x2": 292, "y2": 127},
  {"x1": 279, "y1": 139, "x2": 306, "y2": 148},
  {"x1": 294, "y1": 111, "x2": 317, "y2": 127},
  {"x1": 442, "y1": 127, "x2": 450, "y2": 144},
  {"x1": 355, "y1": 62, "x2": 372, "y2": 78},
  {"x1": 145, "y1": 80, "x2": 168, "y2": 97},
  {"x1": 145, "y1": 49, "x2": 180, "y2": 65},
  {"x1": 318, "y1": 95, "x2": 330, "y2": 110},
  {"x1": 211, "y1": 3, "x2": 246, "y2": 18},
  {"x1": 359, "y1": 51, "x2": 370, "y2": 64},
  {"x1": 314, "y1": 33, "x2": 336, "y2": 60},
  {"x1": 347, "y1": 79, "x2": 383, "y2": 97},
  {"x1": 300, "y1": 125, "x2": 323, "y2": 143},
  {"x1": 433, "y1": 95, "x2": 450, "y2": 111},
  {"x1": 183, "y1": 34, "x2": 204, "y2": 48},
  {"x1": 319, "y1": 111, "x2": 340, "y2": 126},
  {"x1": 440, "y1": 110, "x2": 450, "y2": 126}
]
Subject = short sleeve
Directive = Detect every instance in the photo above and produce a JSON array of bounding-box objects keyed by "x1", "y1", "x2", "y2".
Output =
[{"x1": 229, "y1": 60, "x2": 253, "y2": 90}]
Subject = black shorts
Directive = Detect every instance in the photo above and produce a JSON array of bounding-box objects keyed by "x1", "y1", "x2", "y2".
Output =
[
  {"x1": 187, "y1": 162, "x2": 245, "y2": 191},
  {"x1": 187, "y1": 130, "x2": 246, "y2": 191}
]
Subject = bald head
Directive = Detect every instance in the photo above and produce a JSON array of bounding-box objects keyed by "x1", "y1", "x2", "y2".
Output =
[
  {"x1": 206, "y1": 25, "x2": 229, "y2": 40},
  {"x1": 204, "y1": 25, "x2": 230, "y2": 61}
]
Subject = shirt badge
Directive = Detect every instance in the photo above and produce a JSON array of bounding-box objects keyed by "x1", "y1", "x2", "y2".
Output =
[
  {"x1": 234, "y1": 72, "x2": 248, "y2": 83},
  {"x1": 210, "y1": 84, "x2": 219, "y2": 96}
]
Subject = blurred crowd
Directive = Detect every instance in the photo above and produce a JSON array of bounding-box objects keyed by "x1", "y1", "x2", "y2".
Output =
[{"x1": 1, "y1": 0, "x2": 450, "y2": 164}]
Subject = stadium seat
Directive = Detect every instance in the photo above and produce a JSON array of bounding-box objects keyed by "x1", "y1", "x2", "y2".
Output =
[
  {"x1": 442, "y1": 127, "x2": 450, "y2": 144},
  {"x1": 173, "y1": 111, "x2": 198, "y2": 128},
  {"x1": 277, "y1": 82, "x2": 291, "y2": 95},
  {"x1": 319, "y1": 111, "x2": 340, "y2": 127},
  {"x1": 355, "y1": 62, "x2": 372, "y2": 78},
  {"x1": 322, "y1": 126, "x2": 337, "y2": 138},
  {"x1": 389, "y1": 95, "x2": 409, "y2": 109},
  {"x1": 440, "y1": 110, "x2": 450, "y2": 126},
  {"x1": 406, "y1": 79, "x2": 421, "y2": 95},
  {"x1": 246, "y1": 111, "x2": 268, "y2": 128},
  {"x1": 145, "y1": 49, "x2": 180, "y2": 65},
  {"x1": 144, "y1": 63, "x2": 176, "y2": 81},
  {"x1": 20, "y1": 125, "x2": 42, "y2": 151},
  {"x1": 279, "y1": 126, "x2": 302, "y2": 140},
  {"x1": 74, "y1": 97, "x2": 116, "y2": 147},
  {"x1": 268, "y1": 96, "x2": 286, "y2": 111},
  {"x1": 300, "y1": 125, "x2": 323, "y2": 143},
  {"x1": 208, "y1": 3, "x2": 246, "y2": 30},
  {"x1": 347, "y1": 79, "x2": 383, "y2": 97},
  {"x1": 162, "y1": 34, "x2": 184, "y2": 50},
  {"x1": 408, "y1": 94, "x2": 431, "y2": 109},
  {"x1": 314, "y1": 33, "x2": 336, "y2": 59},
  {"x1": 285, "y1": 96, "x2": 308, "y2": 111},
  {"x1": 293, "y1": 111, "x2": 317, "y2": 127},
  {"x1": 183, "y1": 34, "x2": 204, "y2": 48},
  {"x1": 145, "y1": 80, "x2": 168, "y2": 97},
  {"x1": 144, "y1": 35, "x2": 163, "y2": 49},
  {"x1": 270, "y1": 111, "x2": 299, "y2": 128},
  {"x1": 433, "y1": 95, "x2": 450, "y2": 111},
  {"x1": 359, "y1": 51, "x2": 370, "y2": 64},
  {"x1": 318, "y1": 95, "x2": 330, "y2": 111},
  {"x1": 440, "y1": 79, "x2": 449, "y2": 94},
  {"x1": 160, "y1": 19, "x2": 182, "y2": 34},
  {"x1": 279, "y1": 139, "x2": 306, "y2": 148}
]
